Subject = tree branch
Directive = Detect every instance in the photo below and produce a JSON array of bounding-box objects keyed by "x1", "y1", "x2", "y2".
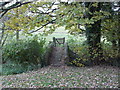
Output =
[
  {"x1": 0, "y1": 1, "x2": 32, "y2": 19},
  {"x1": 29, "y1": 19, "x2": 56, "y2": 33}
]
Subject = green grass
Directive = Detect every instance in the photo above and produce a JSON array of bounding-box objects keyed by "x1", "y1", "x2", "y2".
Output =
[
  {"x1": 45, "y1": 27, "x2": 69, "y2": 41},
  {"x1": 43, "y1": 27, "x2": 87, "y2": 43}
]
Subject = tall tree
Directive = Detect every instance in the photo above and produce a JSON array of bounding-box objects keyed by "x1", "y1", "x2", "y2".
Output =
[
  {"x1": 85, "y1": 2, "x2": 103, "y2": 65},
  {"x1": 101, "y1": 2, "x2": 119, "y2": 55}
]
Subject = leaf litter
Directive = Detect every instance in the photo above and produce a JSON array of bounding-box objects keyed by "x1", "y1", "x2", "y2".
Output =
[{"x1": 1, "y1": 65, "x2": 119, "y2": 88}]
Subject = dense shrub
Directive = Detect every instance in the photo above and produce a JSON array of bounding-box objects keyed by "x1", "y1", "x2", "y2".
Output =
[
  {"x1": 67, "y1": 37, "x2": 119, "y2": 67},
  {"x1": 67, "y1": 37, "x2": 91, "y2": 67},
  {"x1": 2, "y1": 35, "x2": 46, "y2": 66},
  {"x1": 101, "y1": 42, "x2": 119, "y2": 66}
]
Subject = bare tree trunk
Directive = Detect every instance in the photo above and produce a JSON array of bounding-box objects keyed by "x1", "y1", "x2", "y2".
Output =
[
  {"x1": 2, "y1": 34, "x2": 8, "y2": 46},
  {"x1": 0, "y1": 23, "x2": 8, "y2": 46},
  {"x1": 0, "y1": 24, "x2": 5, "y2": 45}
]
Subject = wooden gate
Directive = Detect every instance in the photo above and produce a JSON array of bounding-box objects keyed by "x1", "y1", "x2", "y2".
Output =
[{"x1": 53, "y1": 37, "x2": 65, "y2": 46}]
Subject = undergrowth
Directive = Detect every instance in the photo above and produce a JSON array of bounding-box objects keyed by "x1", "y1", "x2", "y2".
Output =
[
  {"x1": 2, "y1": 35, "x2": 46, "y2": 75},
  {"x1": 67, "y1": 37, "x2": 119, "y2": 67}
]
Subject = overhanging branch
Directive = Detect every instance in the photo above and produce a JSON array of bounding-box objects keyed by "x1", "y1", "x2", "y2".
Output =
[
  {"x1": 29, "y1": 19, "x2": 56, "y2": 33},
  {"x1": 0, "y1": 1, "x2": 32, "y2": 19}
]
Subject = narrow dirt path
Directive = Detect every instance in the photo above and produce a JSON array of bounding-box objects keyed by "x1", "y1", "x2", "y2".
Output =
[{"x1": 50, "y1": 46, "x2": 66, "y2": 67}]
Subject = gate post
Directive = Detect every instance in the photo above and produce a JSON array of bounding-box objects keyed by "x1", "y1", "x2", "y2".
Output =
[{"x1": 53, "y1": 37, "x2": 56, "y2": 47}]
